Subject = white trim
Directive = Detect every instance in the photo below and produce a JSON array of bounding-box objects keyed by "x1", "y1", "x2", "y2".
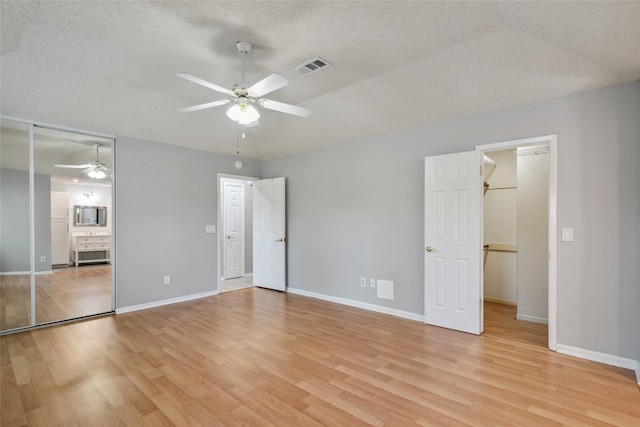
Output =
[
  {"x1": 1, "y1": 271, "x2": 29, "y2": 276},
  {"x1": 515, "y1": 313, "x2": 548, "y2": 325},
  {"x1": 636, "y1": 361, "x2": 640, "y2": 385},
  {"x1": 29, "y1": 124, "x2": 36, "y2": 326},
  {"x1": 288, "y1": 287, "x2": 423, "y2": 322},
  {"x1": 115, "y1": 290, "x2": 218, "y2": 314},
  {"x1": 0, "y1": 114, "x2": 116, "y2": 139},
  {"x1": 0, "y1": 271, "x2": 52, "y2": 276},
  {"x1": 484, "y1": 296, "x2": 516, "y2": 306},
  {"x1": 216, "y1": 173, "x2": 259, "y2": 295},
  {"x1": 36, "y1": 270, "x2": 53, "y2": 276},
  {"x1": 556, "y1": 344, "x2": 639, "y2": 372},
  {"x1": 476, "y1": 134, "x2": 558, "y2": 351}
]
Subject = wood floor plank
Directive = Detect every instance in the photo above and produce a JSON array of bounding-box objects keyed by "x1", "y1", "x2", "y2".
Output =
[{"x1": 1, "y1": 287, "x2": 638, "y2": 426}]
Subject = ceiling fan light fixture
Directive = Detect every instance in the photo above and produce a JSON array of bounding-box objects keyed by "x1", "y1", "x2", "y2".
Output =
[
  {"x1": 226, "y1": 101, "x2": 260, "y2": 125},
  {"x1": 87, "y1": 169, "x2": 106, "y2": 179}
]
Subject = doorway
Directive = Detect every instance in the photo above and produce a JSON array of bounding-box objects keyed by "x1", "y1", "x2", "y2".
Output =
[
  {"x1": 477, "y1": 135, "x2": 557, "y2": 350},
  {"x1": 481, "y1": 147, "x2": 548, "y2": 347},
  {"x1": 218, "y1": 175, "x2": 256, "y2": 293}
]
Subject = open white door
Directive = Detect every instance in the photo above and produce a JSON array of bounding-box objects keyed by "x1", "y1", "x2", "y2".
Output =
[
  {"x1": 424, "y1": 151, "x2": 483, "y2": 334},
  {"x1": 223, "y1": 180, "x2": 245, "y2": 279},
  {"x1": 253, "y1": 177, "x2": 286, "y2": 291}
]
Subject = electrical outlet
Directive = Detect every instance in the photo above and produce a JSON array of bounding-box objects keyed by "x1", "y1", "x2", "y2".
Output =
[
  {"x1": 164, "y1": 275, "x2": 171, "y2": 285},
  {"x1": 360, "y1": 277, "x2": 366, "y2": 287},
  {"x1": 370, "y1": 278, "x2": 376, "y2": 288},
  {"x1": 40, "y1": 256, "x2": 45, "y2": 263}
]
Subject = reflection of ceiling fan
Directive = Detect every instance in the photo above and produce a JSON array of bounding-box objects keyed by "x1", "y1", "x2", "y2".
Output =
[
  {"x1": 54, "y1": 143, "x2": 110, "y2": 179},
  {"x1": 176, "y1": 41, "x2": 311, "y2": 125}
]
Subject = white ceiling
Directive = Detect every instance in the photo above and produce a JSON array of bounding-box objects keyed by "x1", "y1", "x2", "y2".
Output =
[{"x1": 1, "y1": 1, "x2": 639, "y2": 160}]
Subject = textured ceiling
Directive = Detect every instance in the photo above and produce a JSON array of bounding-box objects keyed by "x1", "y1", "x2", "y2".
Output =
[{"x1": 1, "y1": 1, "x2": 639, "y2": 160}]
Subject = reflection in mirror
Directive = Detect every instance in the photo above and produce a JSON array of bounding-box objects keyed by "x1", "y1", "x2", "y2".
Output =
[
  {"x1": 74, "y1": 205, "x2": 107, "y2": 226},
  {"x1": 0, "y1": 119, "x2": 32, "y2": 330},
  {"x1": 0, "y1": 118, "x2": 114, "y2": 333}
]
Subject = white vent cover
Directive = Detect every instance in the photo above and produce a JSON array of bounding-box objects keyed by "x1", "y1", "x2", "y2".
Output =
[{"x1": 295, "y1": 57, "x2": 331, "y2": 75}]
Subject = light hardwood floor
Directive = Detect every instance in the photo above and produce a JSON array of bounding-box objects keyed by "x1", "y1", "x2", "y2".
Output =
[
  {"x1": 483, "y1": 301, "x2": 548, "y2": 348},
  {"x1": 0, "y1": 266, "x2": 112, "y2": 332},
  {"x1": 219, "y1": 276, "x2": 253, "y2": 293},
  {"x1": 1, "y1": 288, "x2": 639, "y2": 426}
]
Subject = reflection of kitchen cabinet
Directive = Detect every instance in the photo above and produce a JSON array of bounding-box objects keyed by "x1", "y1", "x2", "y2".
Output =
[
  {"x1": 72, "y1": 234, "x2": 111, "y2": 267},
  {"x1": 51, "y1": 191, "x2": 70, "y2": 266}
]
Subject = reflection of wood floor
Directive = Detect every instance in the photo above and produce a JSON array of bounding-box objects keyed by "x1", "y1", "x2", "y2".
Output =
[
  {"x1": 0, "y1": 265, "x2": 112, "y2": 332},
  {"x1": 484, "y1": 301, "x2": 548, "y2": 348},
  {"x1": 2, "y1": 288, "x2": 638, "y2": 425}
]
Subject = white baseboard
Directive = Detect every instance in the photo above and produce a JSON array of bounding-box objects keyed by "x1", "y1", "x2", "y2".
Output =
[
  {"x1": 556, "y1": 344, "x2": 639, "y2": 378},
  {"x1": 484, "y1": 297, "x2": 516, "y2": 306},
  {"x1": 116, "y1": 290, "x2": 218, "y2": 314},
  {"x1": 0, "y1": 270, "x2": 53, "y2": 276},
  {"x1": 287, "y1": 287, "x2": 423, "y2": 322},
  {"x1": 515, "y1": 313, "x2": 548, "y2": 325}
]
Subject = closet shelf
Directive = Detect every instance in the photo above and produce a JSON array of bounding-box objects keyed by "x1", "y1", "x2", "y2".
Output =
[{"x1": 483, "y1": 243, "x2": 517, "y2": 252}]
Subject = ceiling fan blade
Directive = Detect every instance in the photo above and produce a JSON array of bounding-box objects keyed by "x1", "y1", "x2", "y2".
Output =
[
  {"x1": 54, "y1": 164, "x2": 92, "y2": 169},
  {"x1": 248, "y1": 73, "x2": 289, "y2": 97},
  {"x1": 178, "y1": 100, "x2": 230, "y2": 113},
  {"x1": 176, "y1": 73, "x2": 233, "y2": 95},
  {"x1": 260, "y1": 99, "x2": 311, "y2": 118}
]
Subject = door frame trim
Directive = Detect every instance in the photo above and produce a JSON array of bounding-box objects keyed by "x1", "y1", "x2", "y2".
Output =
[
  {"x1": 476, "y1": 134, "x2": 557, "y2": 351},
  {"x1": 216, "y1": 173, "x2": 258, "y2": 293}
]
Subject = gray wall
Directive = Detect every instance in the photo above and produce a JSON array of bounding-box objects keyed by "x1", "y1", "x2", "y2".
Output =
[
  {"x1": 115, "y1": 137, "x2": 259, "y2": 308},
  {"x1": 260, "y1": 81, "x2": 640, "y2": 361},
  {"x1": 0, "y1": 168, "x2": 52, "y2": 273}
]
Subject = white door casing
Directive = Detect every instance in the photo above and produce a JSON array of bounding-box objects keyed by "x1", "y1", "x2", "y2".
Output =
[
  {"x1": 477, "y1": 134, "x2": 558, "y2": 351},
  {"x1": 424, "y1": 151, "x2": 483, "y2": 335},
  {"x1": 253, "y1": 177, "x2": 286, "y2": 291},
  {"x1": 223, "y1": 180, "x2": 245, "y2": 279}
]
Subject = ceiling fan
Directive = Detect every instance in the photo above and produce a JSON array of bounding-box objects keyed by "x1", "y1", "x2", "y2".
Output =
[
  {"x1": 176, "y1": 41, "x2": 311, "y2": 125},
  {"x1": 54, "y1": 143, "x2": 110, "y2": 179}
]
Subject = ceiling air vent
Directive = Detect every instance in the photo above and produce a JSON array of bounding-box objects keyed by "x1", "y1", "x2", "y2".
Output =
[{"x1": 295, "y1": 57, "x2": 331, "y2": 75}]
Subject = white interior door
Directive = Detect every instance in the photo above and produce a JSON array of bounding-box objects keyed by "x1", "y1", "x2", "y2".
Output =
[
  {"x1": 424, "y1": 151, "x2": 483, "y2": 334},
  {"x1": 223, "y1": 180, "x2": 245, "y2": 279},
  {"x1": 253, "y1": 177, "x2": 286, "y2": 291}
]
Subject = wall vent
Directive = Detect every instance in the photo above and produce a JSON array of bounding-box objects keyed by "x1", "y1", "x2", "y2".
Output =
[{"x1": 295, "y1": 57, "x2": 331, "y2": 75}]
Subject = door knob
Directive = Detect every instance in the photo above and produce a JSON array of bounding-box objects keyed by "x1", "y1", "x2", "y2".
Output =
[
  {"x1": 226, "y1": 235, "x2": 232, "y2": 240},
  {"x1": 425, "y1": 246, "x2": 435, "y2": 252},
  {"x1": 275, "y1": 237, "x2": 288, "y2": 243}
]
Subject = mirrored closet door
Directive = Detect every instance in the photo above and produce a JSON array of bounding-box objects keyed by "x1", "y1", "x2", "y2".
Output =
[{"x1": 1, "y1": 117, "x2": 115, "y2": 333}]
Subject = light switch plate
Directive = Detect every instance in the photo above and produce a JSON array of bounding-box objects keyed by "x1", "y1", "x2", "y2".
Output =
[
  {"x1": 561, "y1": 227, "x2": 573, "y2": 242},
  {"x1": 205, "y1": 225, "x2": 216, "y2": 234}
]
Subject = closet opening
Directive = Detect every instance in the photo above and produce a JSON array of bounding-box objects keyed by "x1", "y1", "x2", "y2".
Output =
[{"x1": 480, "y1": 140, "x2": 554, "y2": 348}]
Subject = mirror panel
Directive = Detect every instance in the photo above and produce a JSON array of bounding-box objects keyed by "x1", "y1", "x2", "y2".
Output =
[
  {"x1": 1, "y1": 118, "x2": 114, "y2": 333},
  {"x1": 0, "y1": 119, "x2": 33, "y2": 331},
  {"x1": 34, "y1": 126, "x2": 113, "y2": 325}
]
